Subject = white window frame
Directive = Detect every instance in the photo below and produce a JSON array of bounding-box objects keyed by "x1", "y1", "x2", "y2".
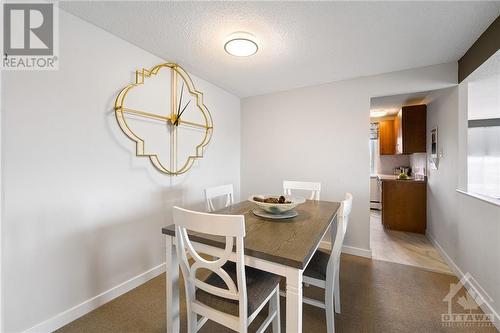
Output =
[{"x1": 458, "y1": 52, "x2": 500, "y2": 207}]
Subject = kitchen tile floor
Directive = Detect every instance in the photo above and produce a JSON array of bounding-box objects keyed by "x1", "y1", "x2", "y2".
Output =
[{"x1": 370, "y1": 210, "x2": 453, "y2": 275}]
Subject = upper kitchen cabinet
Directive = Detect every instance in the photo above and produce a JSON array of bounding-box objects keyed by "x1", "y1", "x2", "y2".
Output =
[
  {"x1": 379, "y1": 120, "x2": 396, "y2": 155},
  {"x1": 394, "y1": 104, "x2": 427, "y2": 154}
]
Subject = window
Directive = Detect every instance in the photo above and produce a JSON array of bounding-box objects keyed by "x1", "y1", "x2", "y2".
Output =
[
  {"x1": 467, "y1": 63, "x2": 500, "y2": 199},
  {"x1": 468, "y1": 122, "x2": 500, "y2": 199},
  {"x1": 370, "y1": 122, "x2": 379, "y2": 175}
]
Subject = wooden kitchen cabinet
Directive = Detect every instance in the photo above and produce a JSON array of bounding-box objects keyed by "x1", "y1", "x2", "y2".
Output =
[
  {"x1": 379, "y1": 120, "x2": 396, "y2": 155},
  {"x1": 394, "y1": 104, "x2": 427, "y2": 154},
  {"x1": 381, "y1": 179, "x2": 427, "y2": 234}
]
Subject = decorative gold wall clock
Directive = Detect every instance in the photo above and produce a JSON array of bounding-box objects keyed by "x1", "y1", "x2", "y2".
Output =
[{"x1": 114, "y1": 63, "x2": 213, "y2": 175}]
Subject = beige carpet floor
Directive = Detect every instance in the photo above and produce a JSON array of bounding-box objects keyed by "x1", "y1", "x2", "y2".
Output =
[{"x1": 57, "y1": 254, "x2": 497, "y2": 333}]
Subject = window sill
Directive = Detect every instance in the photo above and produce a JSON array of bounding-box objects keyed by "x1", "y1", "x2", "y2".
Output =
[{"x1": 456, "y1": 189, "x2": 500, "y2": 207}]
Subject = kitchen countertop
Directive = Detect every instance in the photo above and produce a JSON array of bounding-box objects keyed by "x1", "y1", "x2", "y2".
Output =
[{"x1": 377, "y1": 174, "x2": 427, "y2": 182}]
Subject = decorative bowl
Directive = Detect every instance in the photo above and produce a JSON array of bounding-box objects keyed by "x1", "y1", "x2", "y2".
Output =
[{"x1": 248, "y1": 195, "x2": 305, "y2": 214}]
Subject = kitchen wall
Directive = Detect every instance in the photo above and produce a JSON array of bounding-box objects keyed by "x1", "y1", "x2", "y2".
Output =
[
  {"x1": 427, "y1": 86, "x2": 500, "y2": 326},
  {"x1": 241, "y1": 62, "x2": 457, "y2": 252},
  {"x1": 1, "y1": 10, "x2": 241, "y2": 332},
  {"x1": 410, "y1": 153, "x2": 427, "y2": 176},
  {"x1": 378, "y1": 154, "x2": 411, "y2": 175}
]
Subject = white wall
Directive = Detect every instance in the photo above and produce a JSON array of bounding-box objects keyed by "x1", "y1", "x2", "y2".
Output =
[
  {"x1": 0, "y1": 70, "x2": 4, "y2": 333},
  {"x1": 427, "y1": 87, "x2": 500, "y2": 323},
  {"x1": 1, "y1": 10, "x2": 240, "y2": 332},
  {"x1": 241, "y1": 63, "x2": 457, "y2": 251},
  {"x1": 426, "y1": 87, "x2": 460, "y2": 249}
]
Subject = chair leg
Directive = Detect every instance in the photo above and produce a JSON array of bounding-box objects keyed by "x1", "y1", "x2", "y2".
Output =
[
  {"x1": 325, "y1": 278, "x2": 335, "y2": 333},
  {"x1": 239, "y1": 323, "x2": 248, "y2": 333},
  {"x1": 187, "y1": 311, "x2": 197, "y2": 333},
  {"x1": 184, "y1": 283, "x2": 198, "y2": 333},
  {"x1": 270, "y1": 286, "x2": 281, "y2": 332},
  {"x1": 334, "y1": 265, "x2": 341, "y2": 314}
]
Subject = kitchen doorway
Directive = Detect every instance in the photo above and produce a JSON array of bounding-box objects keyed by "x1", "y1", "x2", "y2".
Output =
[{"x1": 369, "y1": 92, "x2": 452, "y2": 275}]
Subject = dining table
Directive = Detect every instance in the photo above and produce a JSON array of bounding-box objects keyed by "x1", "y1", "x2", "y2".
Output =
[{"x1": 162, "y1": 199, "x2": 341, "y2": 333}]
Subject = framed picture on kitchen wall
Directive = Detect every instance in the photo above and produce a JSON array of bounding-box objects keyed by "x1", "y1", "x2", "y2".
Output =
[{"x1": 430, "y1": 127, "x2": 438, "y2": 169}]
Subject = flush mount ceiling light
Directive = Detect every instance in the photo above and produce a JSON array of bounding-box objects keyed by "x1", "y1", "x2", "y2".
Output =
[
  {"x1": 370, "y1": 110, "x2": 388, "y2": 117},
  {"x1": 224, "y1": 32, "x2": 258, "y2": 57}
]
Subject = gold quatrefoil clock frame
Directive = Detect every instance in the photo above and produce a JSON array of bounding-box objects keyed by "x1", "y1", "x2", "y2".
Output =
[{"x1": 114, "y1": 63, "x2": 213, "y2": 175}]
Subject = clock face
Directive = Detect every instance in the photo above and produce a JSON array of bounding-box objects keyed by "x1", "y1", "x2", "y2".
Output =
[{"x1": 115, "y1": 63, "x2": 213, "y2": 175}]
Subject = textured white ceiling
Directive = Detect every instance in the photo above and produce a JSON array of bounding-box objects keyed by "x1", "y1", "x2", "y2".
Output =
[{"x1": 60, "y1": 1, "x2": 500, "y2": 97}]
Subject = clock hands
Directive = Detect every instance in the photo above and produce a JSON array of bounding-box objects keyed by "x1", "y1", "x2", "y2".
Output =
[
  {"x1": 119, "y1": 81, "x2": 209, "y2": 129},
  {"x1": 173, "y1": 82, "x2": 192, "y2": 126},
  {"x1": 174, "y1": 100, "x2": 191, "y2": 126},
  {"x1": 176, "y1": 82, "x2": 184, "y2": 118}
]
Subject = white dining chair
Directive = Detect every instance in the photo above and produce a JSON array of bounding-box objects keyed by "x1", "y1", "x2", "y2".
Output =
[
  {"x1": 283, "y1": 180, "x2": 321, "y2": 200},
  {"x1": 204, "y1": 184, "x2": 234, "y2": 212},
  {"x1": 302, "y1": 193, "x2": 353, "y2": 333},
  {"x1": 172, "y1": 206, "x2": 281, "y2": 333}
]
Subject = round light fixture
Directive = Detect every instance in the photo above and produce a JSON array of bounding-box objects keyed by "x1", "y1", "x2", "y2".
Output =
[{"x1": 224, "y1": 32, "x2": 258, "y2": 57}]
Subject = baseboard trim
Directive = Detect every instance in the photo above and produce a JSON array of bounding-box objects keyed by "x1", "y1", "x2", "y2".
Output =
[
  {"x1": 426, "y1": 233, "x2": 459, "y2": 276},
  {"x1": 320, "y1": 241, "x2": 372, "y2": 259},
  {"x1": 20, "y1": 241, "x2": 371, "y2": 333},
  {"x1": 23, "y1": 263, "x2": 166, "y2": 333},
  {"x1": 427, "y1": 232, "x2": 500, "y2": 332}
]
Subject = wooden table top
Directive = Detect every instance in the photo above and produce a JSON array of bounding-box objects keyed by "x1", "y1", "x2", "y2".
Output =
[{"x1": 162, "y1": 200, "x2": 340, "y2": 269}]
